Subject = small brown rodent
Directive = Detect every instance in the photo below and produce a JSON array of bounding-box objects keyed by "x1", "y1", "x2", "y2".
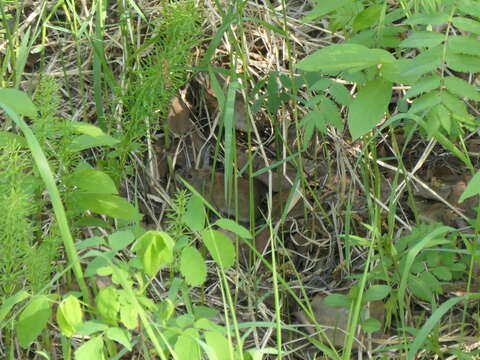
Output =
[{"x1": 177, "y1": 168, "x2": 264, "y2": 223}]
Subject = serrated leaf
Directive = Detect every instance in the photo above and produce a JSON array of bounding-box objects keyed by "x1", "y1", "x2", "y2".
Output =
[
  {"x1": 133, "y1": 231, "x2": 175, "y2": 277},
  {"x1": 96, "y1": 286, "x2": 119, "y2": 325},
  {"x1": 183, "y1": 194, "x2": 206, "y2": 231},
  {"x1": 105, "y1": 327, "x2": 132, "y2": 351},
  {"x1": 399, "y1": 31, "x2": 444, "y2": 48},
  {"x1": 446, "y1": 53, "x2": 480, "y2": 73},
  {"x1": 364, "y1": 285, "x2": 391, "y2": 301},
  {"x1": 328, "y1": 82, "x2": 353, "y2": 106},
  {"x1": 459, "y1": 171, "x2": 480, "y2": 202},
  {"x1": 296, "y1": 44, "x2": 395, "y2": 73},
  {"x1": 401, "y1": 46, "x2": 443, "y2": 78},
  {"x1": 75, "y1": 335, "x2": 104, "y2": 360},
  {"x1": 324, "y1": 293, "x2": 352, "y2": 308},
  {"x1": 302, "y1": 0, "x2": 351, "y2": 22},
  {"x1": 448, "y1": 36, "x2": 480, "y2": 57},
  {"x1": 441, "y1": 91, "x2": 471, "y2": 120},
  {"x1": 57, "y1": 296, "x2": 83, "y2": 337},
  {"x1": 16, "y1": 295, "x2": 52, "y2": 348},
  {"x1": 321, "y1": 96, "x2": 343, "y2": 129},
  {"x1": 405, "y1": 12, "x2": 449, "y2": 25},
  {"x1": 409, "y1": 91, "x2": 442, "y2": 114},
  {"x1": 215, "y1": 218, "x2": 252, "y2": 239},
  {"x1": 201, "y1": 229, "x2": 235, "y2": 269},
  {"x1": 348, "y1": 78, "x2": 392, "y2": 140},
  {"x1": 444, "y1": 77, "x2": 480, "y2": 101},
  {"x1": 180, "y1": 246, "x2": 207, "y2": 287},
  {"x1": 72, "y1": 193, "x2": 142, "y2": 221},
  {"x1": 452, "y1": 17, "x2": 480, "y2": 34},
  {"x1": 428, "y1": 104, "x2": 451, "y2": 135},
  {"x1": 405, "y1": 75, "x2": 441, "y2": 98},
  {"x1": 68, "y1": 169, "x2": 118, "y2": 194},
  {"x1": 0, "y1": 88, "x2": 37, "y2": 118}
]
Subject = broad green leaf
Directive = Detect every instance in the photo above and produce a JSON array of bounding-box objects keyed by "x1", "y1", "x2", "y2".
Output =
[
  {"x1": 215, "y1": 218, "x2": 252, "y2": 239},
  {"x1": 76, "y1": 321, "x2": 109, "y2": 336},
  {"x1": 0, "y1": 290, "x2": 29, "y2": 324},
  {"x1": 324, "y1": 293, "x2": 352, "y2": 308},
  {"x1": 401, "y1": 46, "x2": 443, "y2": 78},
  {"x1": 432, "y1": 266, "x2": 452, "y2": 281},
  {"x1": 409, "y1": 91, "x2": 442, "y2": 114},
  {"x1": 175, "y1": 328, "x2": 201, "y2": 360},
  {"x1": 405, "y1": 75, "x2": 441, "y2": 99},
  {"x1": 302, "y1": 0, "x2": 351, "y2": 22},
  {"x1": 0, "y1": 88, "x2": 37, "y2": 118},
  {"x1": 361, "y1": 318, "x2": 381, "y2": 333},
  {"x1": 296, "y1": 44, "x2": 394, "y2": 73},
  {"x1": 70, "y1": 122, "x2": 107, "y2": 137},
  {"x1": 399, "y1": 31, "x2": 444, "y2": 48},
  {"x1": 16, "y1": 295, "x2": 52, "y2": 348},
  {"x1": 452, "y1": 17, "x2": 480, "y2": 34},
  {"x1": 320, "y1": 96, "x2": 343, "y2": 129},
  {"x1": 133, "y1": 231, "x2": 174, "y2": 277},
  {"x1": 408, "y1": 276, "x2": 433, "y2": 301},
  {"x1": 364, "y1": 285, "x2": 391, "y2": 302},
  {"x1": 328, "y1": 82, "x2": 353, "y2": 106},
  {"x1": 459, "y1": 171, "x2": 480, "y2": 202},
  {"x1": 69, "y1": 135, "x2": 120, "y2": 151},
  {"x1": 180, "y1": 246, "x2": 207, "y2": 287},
  {"x1": 348, "y1": 78, "x2": 392, "y2": 140},
  {"x1": 448, "y1": 36, "x2": 480, "y2": 56},
  {"x1": 427, "y1": 104, "x2": 451, "y2": 135},
  {"x1": 96, "y1": 286, "x2": 119, "y2": 325},
  {"x1": 57, "y1": 296, "x2": 83, "y2": 337},
  {"x1": 381, "y1": 59, "x2": 419, "y2": 84},
  {"x1": 446, "y1": 53, "x2": 480, "y2": 73},
  {"x1": 72, "y1": 193, "x2": 142, "y2": 221},
  {"x1": 75, "y1": 236, "x2": 105, "y2": 250},
  {"x1": 458, "y1": 0, "x2": 480, "y2": 19},
  {"x1": 105, "y1": 327, "x2": 132, "y2": 351},
  {"x1": 75, "y1": 335, "x2": 105, "y2": 360},
  {"x1": 404, "y1": 12, "x2": 449, "y2": 25},
  {"x1": 352, "y1": 5, "x2": 383, "y2": 32},
  {"x1": 68, "y1": 169, "x2": 118, "y2": 194},
  {"x1": 201, "y1": 229, "x2": 235, "y2": 269},
  {"x1": 205, "y1": 331, "x2": 231, "y2": 360},
  {"x1": 444, "y1": 76, "x2": 480, "y2": 101},
  {"x1": 183, "y1": 194, "x2": 206, "y2": 231},
  {"x1": 441, "y1": 91, "x2": 474, "y2": 124},
  {"x1": 108, "y1": 230, "x2": 135, "y2": 252},
  {"x1": 0, "y1": 131, "x2": 27, "y2": 147},
  {"x1": 119, "y1": 301, "x2": 138, "y2": 330}
]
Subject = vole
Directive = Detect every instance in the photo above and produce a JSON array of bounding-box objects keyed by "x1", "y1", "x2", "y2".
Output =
[{"x1": 176, "y1": 168, "x2": 265, "y2": 223}]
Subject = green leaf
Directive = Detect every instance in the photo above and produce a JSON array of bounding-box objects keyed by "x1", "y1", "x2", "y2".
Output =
[
  {"x1": 180, "y1": 246, "x2": 207, "y2": 287},
  {"x1": 399, "y1": 31, "x2": 444, "y2": 48},
  {"x1": 348, "y1": 78, "x2": 392, "y2": 140},
  {"x1": 320, "y1": 96, "x2": 343, "y2": 129},
  {"x1": 427, "y1": 104, "x2": 451, "y2": 135},
  {"x1": 441, "y1": 91, "x2": 474, "y2": 124},
  {"x1": 105, "y1": 327, "x2": 132, "y2": 351},
  {"x1": 364, "y1": 285, "x2": 391, "y2": 302},
  {"x1": 408, "y1": 276, "x2": 433, "y2": 301},
  {"x1": 0, "y1": 131, "x2": 27, "y2": 147},
  {"x1": 446, "y1": 53, "x2": 480, "y2": 73},
  {"x1": 361, "y1": 317, "x2": 381, "y2": 334},
  {"x1": 296, "y1": 44, "x2": 395, "y2": 73},
  {"x1": 175, "y1": 328, "x2": 202, "y2": 360},
  {"x1": 183, "y1": 194, "x2": 206, "y2": 231},
  {"x1": 16, "y1": 295, "x2": 52, "y2": 348},
  {"x1": 76, "y1": 321, "x2": 108, "y2": 336},
  {"x1": 459, "y1": 171, "x2": 480, "y2": 202},
  {"x1": 328, "y1": 82, "x2": 353, "y2": 106},
  {"x1": 444, "y1": 76, "x2": 480, "y2": 101},
  {"x1": 324, "y1": 293, "x2": 352, "y2": 308},
  {"x1": 133, "y1": 231, "x2": 175, "y2": 277},
  {"x1": 96, "y1": 286, "x2": 119, "y2": 325},
  {"x1": 201, "y1": 229, "x2": 235, "y2": 269},
  {"x1": 0, "y1": 88, "x2": 37, "y2": 118},
  {"x1": 0, "y1": 290, "x2": 29, "y2": 325},
  {"x1": 409, "y1": 91, "x2": 442, "y2": 114},
  {"x1": 401, "y1": 46, "x2": 443, "y2": 78},
  {"x1": 215, "y1": 218, "x2": 252, "y2": 239},
  {"x1": 448, "y1": 36, "x2": 480, "y2": 57},
  {"x1": 302, "y1": 0, "x2": 351, "y2": 22},
  {"x1": 405, "y1": 75, "x2": 441, "y2": 99},
  {"x1": 119, "y1": 300, "x2": 138, "y2": 330},
  {"x1": 108, "y1": 230, "x2": 135, "y2": 252},
  {"x1": 405, "y1": 12, "x2": 449, "y2": 25},
  {"x1": 352, "y1": 5, "x2": 383, "y2": 32},
  {"x1": 452, "y1": 17, "x2": 480, "y2": 34},
  {"x1": 75, "y1": 335, "x2": 105, "y2": 360},
  {"x1": 57, "y1": 296, "x2": 83, "y2": 337},
  {"x1": 67, "y1": 169, "x2": 118, "y2": 194},
  {"x1": 205, "y1": 331, "x2": 231, "y2": 360},
  {"x1": 432, "y1": 266, "x2": 452, "y2": 281},
  {"x1": 458, "y1": 0, "x2": 480, "y2": 19},
  {"x1": 72, "y1": 193, "x2": 142, "y2": 221}
]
